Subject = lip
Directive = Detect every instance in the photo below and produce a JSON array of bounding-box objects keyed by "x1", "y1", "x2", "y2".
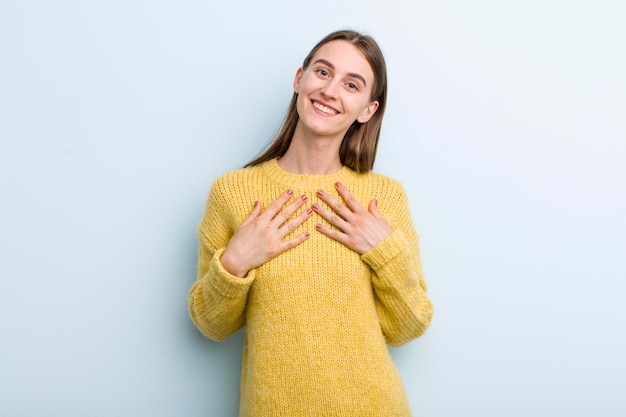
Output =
[{"x1": 311, "y1": 100, "x2": 340, "y2": 116}]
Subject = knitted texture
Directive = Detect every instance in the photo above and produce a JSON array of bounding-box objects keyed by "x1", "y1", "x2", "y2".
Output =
[{"x1": 189, "y1": 159, "x2": 433, "y2": 417}]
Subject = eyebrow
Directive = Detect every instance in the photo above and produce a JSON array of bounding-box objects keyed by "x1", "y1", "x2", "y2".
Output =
[{"x1": 312, "y1": 59, "x2": 367, "y2": 87}]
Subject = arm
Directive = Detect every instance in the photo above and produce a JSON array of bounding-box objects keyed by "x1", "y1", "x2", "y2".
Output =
[
  {"x1": 363, "y1": 185, "x2": 433, "y2": 346},
  {"x1": 189, "y1": 179, "x2": 312, "y2": 341},
  {"x1": 188, "y1": 180, "x2": 254, "y2": 341},
  {"x1": 313, "y1": 180, "x2": 433, "y2": 346},
  {"x1": 362, "y1": 226, "x2": 433, "y2": 346}
]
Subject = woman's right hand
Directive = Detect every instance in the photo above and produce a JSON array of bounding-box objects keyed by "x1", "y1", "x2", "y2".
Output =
[{"x1": 220, "y1": 190, "x2": 312, "y2": 278}]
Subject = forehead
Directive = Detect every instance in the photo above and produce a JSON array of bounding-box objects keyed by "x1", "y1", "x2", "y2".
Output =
[{"x1": 310, "y1": 40, "x2": 374, "y2": 83}]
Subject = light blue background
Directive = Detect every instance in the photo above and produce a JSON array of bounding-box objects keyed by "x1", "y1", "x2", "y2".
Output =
[{"x1": 1, "y1": 1, "x2": 624, "y2": 416}]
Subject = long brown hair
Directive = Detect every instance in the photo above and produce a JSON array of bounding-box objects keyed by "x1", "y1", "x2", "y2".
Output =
[{"x1": 245, "y1": 30, "x2": 388, "y2": 173}]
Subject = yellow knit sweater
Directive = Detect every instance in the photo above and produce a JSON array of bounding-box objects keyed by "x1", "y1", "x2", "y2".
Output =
[{"x1": 189, "y1": 159, "x2": 433, "y2": 417}]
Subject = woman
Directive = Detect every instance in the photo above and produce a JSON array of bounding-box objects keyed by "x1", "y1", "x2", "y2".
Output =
[{"x1": 189, "y1": 29, "x2": 433, "y2": 416}]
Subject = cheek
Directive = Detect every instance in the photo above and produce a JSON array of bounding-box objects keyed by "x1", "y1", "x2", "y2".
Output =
[
  {"x1": 348, "y1": 97, "x2": 372, "y2": 116},
  {"x1": 295, "y1": 93, "x2": 307, "y2": 117},
  {"x1": 300, "y1": 76, "x2": 323, "y2": 93}
]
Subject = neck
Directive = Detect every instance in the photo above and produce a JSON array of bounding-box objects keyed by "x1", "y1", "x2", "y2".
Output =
[{"x1": 278, "y1": 125, "x2": 344, "y2": 175}]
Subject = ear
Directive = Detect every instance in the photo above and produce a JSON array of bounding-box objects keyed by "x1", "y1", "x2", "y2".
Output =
[
  {"x1": 357, "y1": 100, "x2": 380, "y2": 123},
  {"x1": 293, "y1": 67, "x2": 304, "y2": 93}
]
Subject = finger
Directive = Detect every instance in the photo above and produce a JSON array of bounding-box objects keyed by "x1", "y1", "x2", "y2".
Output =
[
  {"x1": 278, "y1": 206, "x2": 313, "y2": 238},
  {"x1": 312, "y1": 202, "x2": 350, "y2": 231},
  {"x1": 278, "y1": 230, "x2": 311, "y2": 253},
  {"x1": 315, "y1": 222, "x2": 351, "y2": 247},
  {"x1": 272, "y1": 194, "x2": 308, "y2": 227},
  {"x1": 261, "y1": 189, "x2": 294, "y2": 220},
  {"x1": 316, "y1": 189, "x2": 353, "y2": 222},
  {"x1": 334, "y1": 182, "x2": 366, "y2": 213},
  {"x1": 240, "y1": 200, "x2": 262, "y2": 226},
  {"x1": 368, "y1": 199, "x2": 382, "y2": 217}
]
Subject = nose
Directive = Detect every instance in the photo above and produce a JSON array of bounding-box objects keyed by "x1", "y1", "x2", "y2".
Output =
[{"x1": 320, "y1": 81, "x2": 339, "y2": 99}]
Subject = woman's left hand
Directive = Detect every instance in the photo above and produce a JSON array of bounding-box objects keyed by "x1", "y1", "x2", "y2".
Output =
[{"x1": 312, "y1": 182, "x2": 393, "y2": 254}]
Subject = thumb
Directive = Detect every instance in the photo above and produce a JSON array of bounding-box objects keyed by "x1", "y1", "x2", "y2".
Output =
[
  {"x1": 368, "y1": 199, "x2": 381, "y2": 216},
  {"x1": 242, "y1": 200, "x2": 262, "y2": 224}
]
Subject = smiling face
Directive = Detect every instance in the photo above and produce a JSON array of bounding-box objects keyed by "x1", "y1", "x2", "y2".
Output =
[{"x1": 292, "y1": 40, "x2": 380, "y2": 142}]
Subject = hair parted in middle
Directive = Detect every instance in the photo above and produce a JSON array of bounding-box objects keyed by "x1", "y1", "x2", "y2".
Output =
[{"x1": 245, "y1": 29, "x2": 388, "y2": 174}]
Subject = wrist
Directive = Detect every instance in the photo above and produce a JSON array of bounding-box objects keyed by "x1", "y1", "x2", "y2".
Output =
[{"x1": 220, "y1": 249, "x2": 249, "y2": 278}]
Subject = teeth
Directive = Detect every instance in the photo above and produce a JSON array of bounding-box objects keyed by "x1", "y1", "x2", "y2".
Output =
[{"x1": 313, "y1": 101, "x2": 337, "y2": 115}]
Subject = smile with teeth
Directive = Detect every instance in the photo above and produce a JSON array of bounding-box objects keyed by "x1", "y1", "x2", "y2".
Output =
[{"x1": 312, "y1": 101, "x2": 339, "y2": 115}]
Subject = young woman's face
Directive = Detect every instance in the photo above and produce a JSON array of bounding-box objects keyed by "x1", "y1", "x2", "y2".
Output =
[{"x1": 293, "y1": 40, "x2": 379, "y2": 141}]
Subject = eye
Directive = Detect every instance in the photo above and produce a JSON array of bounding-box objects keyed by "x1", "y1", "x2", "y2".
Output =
[
  {"x1": 317, "y1": 69, "x2": 329, "y2": 77},
  {"x1": 347, "y1": 82, "x2": 358, "y2": 91}
]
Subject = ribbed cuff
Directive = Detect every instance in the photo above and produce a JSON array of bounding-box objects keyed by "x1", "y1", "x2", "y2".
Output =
[
  {"x1": 206, "y1": 248, "x2": 256, "y2": 298},
  {"x1": 361, "y1": 229, "x2": 409, "y2": 271}
]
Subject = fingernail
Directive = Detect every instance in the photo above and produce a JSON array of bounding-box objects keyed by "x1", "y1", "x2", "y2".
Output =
[
  {"x1": 316, "y1": 223, "x2": 322, "y2": 230},
  {"x1": 304, "y1": 231, "x2": 310, "y2": 237},
  {"x1": 317, "y1": 190, "x2": 324, "y2": 197},
  {"x1": 287, "y1": 189, "x2": 293, "y2": 195},
  {"x1": 312, "y1": 203, "x2": 320, "y2": 210},
  {"x1": 301, "y1": 194, "x2": 307, "y2": 201},
  {"x1": 335, "y1": 182, "x2": 341, "y2": 188},
  {"x1": 306, "y1": 208, "x2": 313, "y2": 215}
]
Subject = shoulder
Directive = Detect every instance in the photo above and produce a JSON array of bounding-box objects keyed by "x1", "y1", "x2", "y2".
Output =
[
  {"x1": 201, "y1": 165, "x2": 265, "y2": 227},
  {"x1": 210, "y1": 164, "x2": 266, "y2": 197},
  {"x1": 213, "y1": 164, "x2": 263, "y2": 185},
  {"x1": 352, "y1": 171, "x2": 412, "y2": 227},
  {"x1": 353, "y1": 170, "x2": 408, "y2": 200}
]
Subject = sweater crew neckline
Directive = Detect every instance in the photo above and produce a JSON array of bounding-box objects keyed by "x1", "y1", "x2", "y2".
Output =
[{"x1": 259, "y1": 158, "x2": 358, "y2": 191}]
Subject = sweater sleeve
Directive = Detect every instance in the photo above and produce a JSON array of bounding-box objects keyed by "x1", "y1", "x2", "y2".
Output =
[
  {"x1": 361, "y1": 185, "x2": 433, "y2": 347},
  {"x1": 188, "y1": 178, "x2": 255, "y2": 341}
]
